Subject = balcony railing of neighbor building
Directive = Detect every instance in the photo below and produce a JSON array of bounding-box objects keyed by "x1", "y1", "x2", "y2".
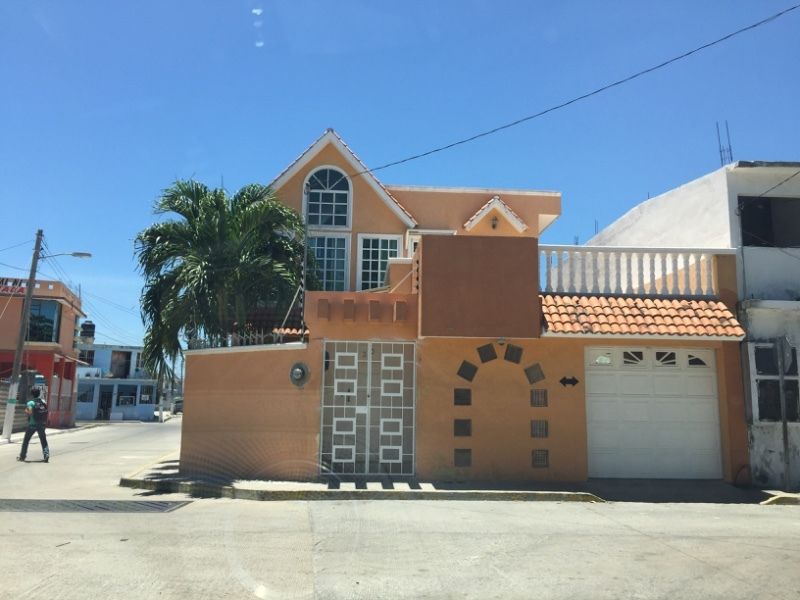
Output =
[{"x1": 539, "y1": 245, "x2": 737, "y2": 298}]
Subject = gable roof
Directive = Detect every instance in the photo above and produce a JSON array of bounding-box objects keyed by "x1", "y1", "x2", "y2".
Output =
[
  {"x1": 270, "y1": 129, "x2": 417, "y2": 227},
  {"x1": 463, "y1": 195, "x2": 528, "y2": 233}
]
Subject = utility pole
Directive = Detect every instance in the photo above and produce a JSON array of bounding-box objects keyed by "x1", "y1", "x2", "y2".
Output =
[{"x1": 2, "y1": 230, "x2": 44, "y2": 441}]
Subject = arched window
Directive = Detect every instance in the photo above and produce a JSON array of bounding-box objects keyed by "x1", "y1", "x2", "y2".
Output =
[{"x1": 306, "y1": 168, "x2": 350, "y2": 227}]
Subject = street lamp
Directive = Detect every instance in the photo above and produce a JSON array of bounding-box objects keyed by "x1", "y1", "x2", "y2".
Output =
[{"x1": 1, "y1": 230, "x2": 92, "y2": 441}]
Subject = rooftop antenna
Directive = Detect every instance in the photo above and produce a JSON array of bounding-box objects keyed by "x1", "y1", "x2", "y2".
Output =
[
  {"x1": 594, "y1": 219, "x2": 599, "y2": 235},
  {"x1": 716, "y1": 120, "x2": 734, "y2": 166}
]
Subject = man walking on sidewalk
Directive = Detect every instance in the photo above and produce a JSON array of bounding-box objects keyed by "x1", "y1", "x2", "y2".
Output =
[{"x1": 17, "y1": 388, "x2": 49, "y2": 463}]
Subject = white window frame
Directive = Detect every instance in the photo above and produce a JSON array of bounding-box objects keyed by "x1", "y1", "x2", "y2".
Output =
[
  {"x1": 303, "y1": 166, "x2": 352, "y2": 231},
  {"x1": 308, "y1": 233, "x2": 350, "y2": 292},
  {"x1": 356, "y1": 234, "x2": 403, "y2": 291},
  {"x1": 747, "y1": 342, "x2": 800, "y2": 423},
  {"x1": 653, "y1": 349, "x2": 679, "y2": 368}
]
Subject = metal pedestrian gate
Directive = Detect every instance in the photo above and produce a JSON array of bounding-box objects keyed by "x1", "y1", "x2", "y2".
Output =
[{"x1": 320, "y1": 341, "x2": 416, "y2": 476}]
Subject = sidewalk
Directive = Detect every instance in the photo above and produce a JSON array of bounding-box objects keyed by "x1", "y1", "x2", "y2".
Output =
[
  {"x1": 0, "y1": 414, "x2": 176, "y2": 447},
  {"x1": 0, "y1": 421, "x2": 106, "y2": 446},
  {"x1": 120, "y1": 453, "x2": 603, "y2": 503},
  {"x1": 120, "y1": 454, "x2": 793, "y2": 504}
]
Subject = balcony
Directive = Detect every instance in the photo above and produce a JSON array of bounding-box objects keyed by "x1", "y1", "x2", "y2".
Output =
[{"x1": 539, "y1": 245, "x2": 737, "y2": 298}]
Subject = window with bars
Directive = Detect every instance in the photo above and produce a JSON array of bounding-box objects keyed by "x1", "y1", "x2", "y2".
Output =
[
  {"x1": 359, "y1": 236, "x2": 400, "y2": 290},
  {"x1": 306, "y1": 168, "x2": 349, "y2": 227},
  {"x1": 749, "y1": 343, "x2": 800, "y2": 422},
  {"x1": 309, "y1": 236, "x2": 348, "y2": 291}
]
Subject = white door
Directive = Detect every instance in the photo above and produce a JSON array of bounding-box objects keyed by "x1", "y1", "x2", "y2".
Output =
[{"x1": 585, "y1": 347, "x2": 722, "y2": 479}]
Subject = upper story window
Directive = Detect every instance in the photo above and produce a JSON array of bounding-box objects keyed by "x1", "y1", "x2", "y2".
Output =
[
  {"x1": 739, "y1": 196, "x2": 800, "y2": 247},
  {"x1": 306, "y1": 168, "x2": 350, "y2": 228},
  {"x1": 27, "y1": 299, "x2": 61, "y2": 343}
]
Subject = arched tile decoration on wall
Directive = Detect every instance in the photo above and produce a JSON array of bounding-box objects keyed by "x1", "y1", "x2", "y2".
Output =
[
  {"x1": 524, "y1": 363, "x2": 545, "y2": 385},
  {"x1": 477, "y1": 343, "x2": 497, "y2": 363},
  {"x1": 457, "y1": 361, "x2": 478, "y2": 382},
  {"x1": 504, "y1": 344, "x2": 523, "y2": 364},
  {"x1": 454, "y1": 343, "x2": 546, "y2": 385}
]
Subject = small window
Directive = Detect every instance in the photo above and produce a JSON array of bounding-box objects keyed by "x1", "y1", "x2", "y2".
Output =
[
  {"x1": 504, "y1": 344, "x2": 523, "y2": 364},
  {"x1": 739, "y1": 195, "x2": 800, "y2": 248},
  {"x1": 531, "y1": 449, "x2": 549, "y2": 468},
  {"x1": 755, "y1": 346, "x2": 778, "y2": 375},
  {"x1": 454, "y1": 388, "x2": 472, "y2": 406},
  {"x1": 530, "y1": 420, "x2": 549, "y2": 438},
  {"x1": 457, "y1": 361, "x2": 478, "y2": 382},
  {"x1": 454, "y1": 448, "x2": 472, "y2": 467},
  {"x1": 477, "y1": 343, "x2": 497, "y2": 363},
  {"x1": 622, "y1": 351, "x2": 644, "y2": 366},
  {"x1": 757, "y1": 380, "x2": 800, "y2": 422},
  {"x1": 655, "y1": 351, "x2": 677, "y2": 367},
  {"x1": 307, "y1": 168, "x2": 349, "y2": 227},
  {"x1": 688, "y1": 353, "x2": 709, "y2": 367},
  {"x1": 530, "y1": 389, "x2": 548, "y2": 408},
  {"x1": 454, "y1": 419, "x2": 472, "y2": 437},
  {"x1": 524, "y1": 363, "x2": 545, "y2": 385}
]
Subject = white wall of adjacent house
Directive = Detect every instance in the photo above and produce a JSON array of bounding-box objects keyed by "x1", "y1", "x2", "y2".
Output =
[
  {"x1": 742, "y1": 303, "x2": 800, "y2": 490},
  {"x1": 588, "y1": 163, "x2": 800, "y2": 301},
  {"x1": 588, "y1": 167, "x2": 733, "y2": 249}
]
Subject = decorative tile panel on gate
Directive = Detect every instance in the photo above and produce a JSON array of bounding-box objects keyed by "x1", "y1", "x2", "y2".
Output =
[{"x1": 321, "y1": 341, "x2": 416, "y2": 476}]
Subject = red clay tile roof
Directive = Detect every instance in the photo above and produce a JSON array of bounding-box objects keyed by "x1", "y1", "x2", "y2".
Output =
[{"x1": 540, "y1": 294, "x2": 745, "y2": 338}]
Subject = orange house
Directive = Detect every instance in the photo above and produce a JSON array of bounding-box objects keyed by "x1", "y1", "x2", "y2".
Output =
[
  {"x1": 0, "y1": 278, "x2": 85, "y2": 428},
  {"x1": 181, "y1": 130, "x2": 749, "y2": 484}
]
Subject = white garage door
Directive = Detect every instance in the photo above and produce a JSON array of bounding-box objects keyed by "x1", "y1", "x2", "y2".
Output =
[{"x1": 586, "y1": 347, "x2": 722, "y2": 479}]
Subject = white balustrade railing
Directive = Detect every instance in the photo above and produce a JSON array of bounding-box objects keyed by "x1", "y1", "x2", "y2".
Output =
[{"x1": 539, "y1": 245, "x2": 736, "y2": 297}]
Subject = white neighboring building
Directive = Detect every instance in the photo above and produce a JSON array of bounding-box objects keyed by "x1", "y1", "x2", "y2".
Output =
[
  {"x1": 590, "y1": 161, "x2": 800, "y2": 490},
  {"x1": 75, "y1": 343, "x2": 159, "y2": 421}
]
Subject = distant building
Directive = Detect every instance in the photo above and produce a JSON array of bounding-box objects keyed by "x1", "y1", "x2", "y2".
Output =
[
  {"x1": 75, "y1": 343, "x2": 160, "y2": 421},
  {"x1": 0, "y1": 277, "x2": 84, "y2": 430}
]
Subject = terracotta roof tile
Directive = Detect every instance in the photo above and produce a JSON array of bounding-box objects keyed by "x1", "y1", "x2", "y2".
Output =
[{"x1": 540, "y1": 294, "x2": 745, "y2": 339}]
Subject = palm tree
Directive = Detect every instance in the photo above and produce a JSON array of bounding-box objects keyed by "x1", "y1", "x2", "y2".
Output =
[{"x1": 134, "y1": 180, "x2": 307, "y2": 376}]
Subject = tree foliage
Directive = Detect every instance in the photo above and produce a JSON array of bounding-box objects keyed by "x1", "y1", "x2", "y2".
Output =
[{"x1": 134, "y1": 180, "x2": 306, "y2": 375}]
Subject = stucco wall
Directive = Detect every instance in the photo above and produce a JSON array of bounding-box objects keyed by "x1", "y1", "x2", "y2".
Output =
[
  {"x1": 741, "y1": 304, "x2": 800, "y2": 489},
  {"x1": 742, "y1": 248, "x2": 800, "y2": 300},
  {"x1": 419, "y1": 236, "x2": 540, "y2": 338},
  {"x1": 589, "y1": 168, "x2": 732, "y2": 249},
  {"x1": 416, "y1": 337, "x2": 747, "y2": 483},
  {"x1": 180, "y1": 342, "x2": 323, "y2": 481},
  {"x1": 273, "y1": 142, "x2": 408, "y2": 291}
]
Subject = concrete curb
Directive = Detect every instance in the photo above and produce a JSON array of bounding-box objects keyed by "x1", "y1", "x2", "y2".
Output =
[
  {"x1": 118, "y1": 476, "x2": 605, "y2": 502},
  {"x1": 760, "y1": 494, "x2": 800, "y2": 506}
]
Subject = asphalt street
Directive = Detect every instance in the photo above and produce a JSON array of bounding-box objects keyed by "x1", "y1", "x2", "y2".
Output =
[{"x1": 1, "y1": 421, "x2": 799, "y2": 600}]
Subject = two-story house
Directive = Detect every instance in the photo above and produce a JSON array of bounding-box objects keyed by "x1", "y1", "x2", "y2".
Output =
[
  {"x1": 590, "y1": 161, "x2": 800, "y2": 490},
  {"x1": 0, "y1": 277, "x2": 84, "y2": 429},
  {"x1": 179, "y1": 130, "x2": 748, "y2": 484},
  {"x1": 75, "y1": 342, "x2": 159, "y2": 421}
]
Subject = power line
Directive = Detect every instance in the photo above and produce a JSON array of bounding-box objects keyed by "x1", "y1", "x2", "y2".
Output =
[
  {"x1": 0, "y1": 240, "x2": 33, "y2": 254},
  {"x1": 0, "y1": 261, "x2": 28, "y2": 273},
  {"x1": 82, "y1": 290, "x2": 139, "y2": 316},
  {"x1": 353, "y1": 3, "x2": 800, "y2": 176}
]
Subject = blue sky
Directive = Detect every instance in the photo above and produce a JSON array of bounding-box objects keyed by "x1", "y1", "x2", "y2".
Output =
[{"x1": 1, "y1": 1, "x2": 798, "y2": 345}]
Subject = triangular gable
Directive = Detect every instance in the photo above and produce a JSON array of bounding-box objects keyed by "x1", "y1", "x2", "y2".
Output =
[
  {"x1": 270, "y1": 129, "x2": 417, "y2": 227},
  {"x1": 463, "y1": 196, "x2": 528, "y2": 233}
]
